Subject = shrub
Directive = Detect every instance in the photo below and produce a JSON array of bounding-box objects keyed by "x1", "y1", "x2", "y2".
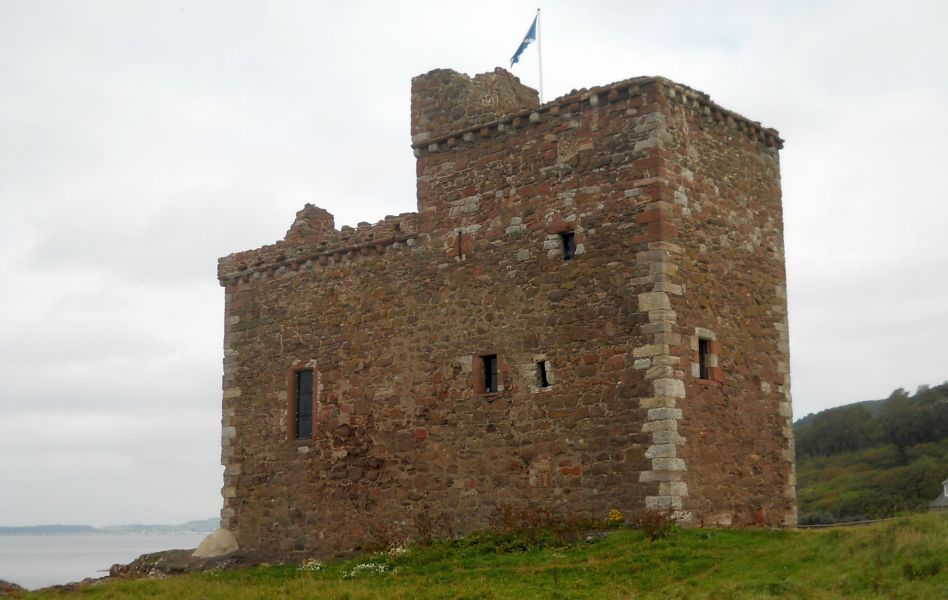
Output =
[
  {"x1": 635, "y1": 508, "x2": 677, "y2": 540},
  {"x1": 483, "y1": 502, "x2": 602, "y2": 550}
]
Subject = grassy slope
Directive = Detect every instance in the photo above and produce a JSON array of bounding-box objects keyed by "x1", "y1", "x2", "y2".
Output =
[
  {"x1": 27, "y1": 512, "x2": 948, "y2": 599},
  {"x1": 794, "y1": 382, "x2": 948, "y2": 522},
  {"x1": 797, "y1": 438, "x2": 948, "y2": 522}
]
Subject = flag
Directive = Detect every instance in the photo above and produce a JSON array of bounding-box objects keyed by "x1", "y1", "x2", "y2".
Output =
[{"x1": 509, "y1": 14, "x2": 538, "y2": 68}]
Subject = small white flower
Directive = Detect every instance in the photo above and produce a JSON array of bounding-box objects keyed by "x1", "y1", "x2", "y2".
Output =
[
  {"x1": 343, "y1": 561, "x2": 395, "y2": 578},
  {"x1": 298, "y1": 558, "x2": 325, "y2": 572},
  {"x1": 387, "y1": 545, "x2": 409, "y2": 557}
]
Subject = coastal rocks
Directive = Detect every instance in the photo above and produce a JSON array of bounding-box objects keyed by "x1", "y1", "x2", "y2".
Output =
[
  {"x1": 0, "y1": 579, "x2": 24, "y2": 597},
  {"x1": 113, "y1": 549, "x2": 228, "y2": 579},
  {"x1": 111, "y1": 546, "x2": 310, "y2": 580},
  {"x1": 193, "y1": 527, "x2": 239, "y2": 558}
]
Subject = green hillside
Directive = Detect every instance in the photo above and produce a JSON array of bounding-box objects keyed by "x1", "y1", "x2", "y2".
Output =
[
  {"x1": 22, "y1": 512, "x2": 948, "y2": 599},
  {"x1": 795, "y1": 382, "x2": 948, "y2": 524}
]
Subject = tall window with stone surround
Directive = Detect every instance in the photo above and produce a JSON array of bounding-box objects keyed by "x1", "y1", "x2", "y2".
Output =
[
  {"x1": 698, "y1": 339, "x2": 711, "y2": 380},
  {"x1": 482, "y1": 355, "x2": 498, "y2": 394},
  {"x1": 560, "y1": 231, "x2": 576, "y2": 261},
  {"x1": 537, "y1": 360, "x2": 550, "y2": 388},
  {"x1": 293, "y1": 369, "x2": 314, "y2": 439}
]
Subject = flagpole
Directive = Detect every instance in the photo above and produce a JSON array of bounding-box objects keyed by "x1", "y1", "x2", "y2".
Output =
[{"x1": 536, "y1": 8, "x2": 544, "y2": 103}]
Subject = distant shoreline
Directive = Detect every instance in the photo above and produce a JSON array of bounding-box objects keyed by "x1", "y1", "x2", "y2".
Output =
[
  {"x1": 0, "y1": 530, "x2": 208, "y2": 590},
  {"x1": 0, "y1": 518, "x2": 218, "y2": 536}
]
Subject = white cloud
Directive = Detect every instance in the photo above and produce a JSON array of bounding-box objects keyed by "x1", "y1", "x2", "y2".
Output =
[{"x1": 1, "y1": 0, "x2": 946, "y2": 524}]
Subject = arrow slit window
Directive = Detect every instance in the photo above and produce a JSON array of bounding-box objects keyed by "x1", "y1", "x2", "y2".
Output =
[{"x1": 292, "y1": 369, "x2": 314, "y2": 439}]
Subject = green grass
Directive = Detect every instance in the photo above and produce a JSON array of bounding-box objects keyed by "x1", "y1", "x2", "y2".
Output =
[{"x1": 26, "y1": 512, "x2": 948, "y2": 599}]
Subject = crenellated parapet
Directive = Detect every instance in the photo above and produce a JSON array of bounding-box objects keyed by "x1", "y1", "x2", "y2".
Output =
[
  {"x1": 217, "y1": 207, "x2": 419, "y2": 286},
  {"x1": 412, "y1": 75, "x2": 782, "y2": 158}
]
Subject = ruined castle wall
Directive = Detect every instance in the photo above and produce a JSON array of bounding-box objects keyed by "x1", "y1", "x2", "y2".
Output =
[
  {"x1": 220, "y1": 240, "x2": 650, "y2": 554},
  {"x1": 410, "y1": 68, "x2": 539, "y2": 144},
  {"x1": 217, "y1": 79, "x2": 685, "y2": 555},
  {"x1": 655, "y1": 86, "x2": 796, "y2": 527},
  {"x1": 216, "y1": 71, "x2": 795, "y2": 555},
  {"x1": 221, "y1": 207, "x2": 419, "y2": 278}
]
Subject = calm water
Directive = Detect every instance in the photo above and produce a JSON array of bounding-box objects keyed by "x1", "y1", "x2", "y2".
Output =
[{"x1": 0, "y1": 532, "x2": 206, "y2": 590}]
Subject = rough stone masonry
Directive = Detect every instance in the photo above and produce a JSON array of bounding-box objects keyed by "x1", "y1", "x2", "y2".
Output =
[{"x1": 216, "y1": 67, "x2": 796, "y2": 555}]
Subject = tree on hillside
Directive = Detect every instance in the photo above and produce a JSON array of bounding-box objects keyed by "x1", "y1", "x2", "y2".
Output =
[
  {"x1": 795, "y1": 404, "x2": 880, "y2": 457},
  {"x1": 796, "y1": 383, "x2": 948, "y2": 459},
  {"x1": 795, "y1": 382, "x2": 948, "y2": 523},
  {"x1": 881, "y1": 389, "x2": 920, "y2": 460},
  {"x1": 879, "y1": 384, "x2": 948, "y2": 460}
]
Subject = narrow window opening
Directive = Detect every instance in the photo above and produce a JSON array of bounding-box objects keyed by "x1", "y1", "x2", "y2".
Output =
[
  {"x1": 537, "y1": 360, "x2": 550, "y2": 388},
  {"x1": 560, "y1": 232, "x2": 576, "y2": 260},
  {"x1": 482, "y1": 354, "x2": 498, "y2": 394},
  {"x1": 698, "y1": 339, "x2": 711, "y2": 380},
  {"x1": 295, "y1": 370, "x2": 314, "y2": 439}
]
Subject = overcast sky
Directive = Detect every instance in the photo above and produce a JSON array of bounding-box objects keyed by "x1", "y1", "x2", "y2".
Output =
[{"x1": 1, "y1": 1, "x2": 946, "y2": 526}]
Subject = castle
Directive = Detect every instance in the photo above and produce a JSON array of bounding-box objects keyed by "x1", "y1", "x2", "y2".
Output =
[{"x1": 216, "y1": 67, "x2": 796, "y2": 554}]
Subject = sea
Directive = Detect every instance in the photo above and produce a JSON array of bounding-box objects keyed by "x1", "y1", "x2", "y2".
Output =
[{"x1": 0, "y1": 532, "x2": 207, "y2": 590}]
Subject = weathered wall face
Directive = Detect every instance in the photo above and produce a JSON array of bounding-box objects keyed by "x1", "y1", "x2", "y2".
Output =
[
  {"x1": 216, "y1": 69, "x2": 794, "y2": 554},
  {"x1": 410, "y1": 68, "x2": 539, "y2": 144},
  {"x1": 658, "y1": 88, "x2": 795, "y2": 527}
]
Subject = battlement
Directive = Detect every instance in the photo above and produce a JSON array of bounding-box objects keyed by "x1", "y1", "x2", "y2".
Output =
[
  {"x1": 412, "y1": 73, "x2": 782, "y2": 157},
  {"x1": 221, "y1": 70, "x2": 783, "y2": 287},
  {"x1": 217, "y1": 205, "x2": 418, "y2": 285}
]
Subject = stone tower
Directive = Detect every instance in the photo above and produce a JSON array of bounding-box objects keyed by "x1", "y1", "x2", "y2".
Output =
[{"x1": 216, "y1": 68, "x2": 794, "y2": 554}]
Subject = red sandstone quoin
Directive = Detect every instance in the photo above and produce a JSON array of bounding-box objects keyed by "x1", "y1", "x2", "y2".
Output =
[{"x1": 215, "y1": 67, "x2": 796, "y2": 555}]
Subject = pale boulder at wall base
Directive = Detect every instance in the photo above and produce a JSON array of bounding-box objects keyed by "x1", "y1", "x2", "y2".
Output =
[{"x1": 192, "y1": 528, "x2": 239, "y2": 558}]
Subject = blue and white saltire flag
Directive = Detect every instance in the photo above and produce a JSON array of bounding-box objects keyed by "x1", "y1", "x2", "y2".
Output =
[{"x1": 510, "y1": 14, "x2": 538, "y2": 68}]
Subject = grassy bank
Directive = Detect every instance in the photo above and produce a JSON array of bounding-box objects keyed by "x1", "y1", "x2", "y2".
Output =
[
  {"x1": 27, "y1": 512, "x2": 948, "y2": 599},
  {"x1": 794, "y1": 382, "x2": 948, "y2": 524},
  {"x1": 797, "y1": 438, "x2": 948, "y2": 523}
]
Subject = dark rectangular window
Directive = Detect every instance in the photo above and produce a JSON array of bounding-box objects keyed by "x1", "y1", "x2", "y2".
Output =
[
  {"x1": 483, "y1": 354, "x2": 498, "y2": 394},
  {"x1": 295, "y1": 370, "x2": 314, "y2": 439},
  {"x1": 698, "y1": 339, "x2": 710, "y2": 380},
  {"x1": 537, "y1": 360, "x2": 550, "y2": 388},
  {"x1": 560, "y1": 232, "x2": 576, "y2": 260}
]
